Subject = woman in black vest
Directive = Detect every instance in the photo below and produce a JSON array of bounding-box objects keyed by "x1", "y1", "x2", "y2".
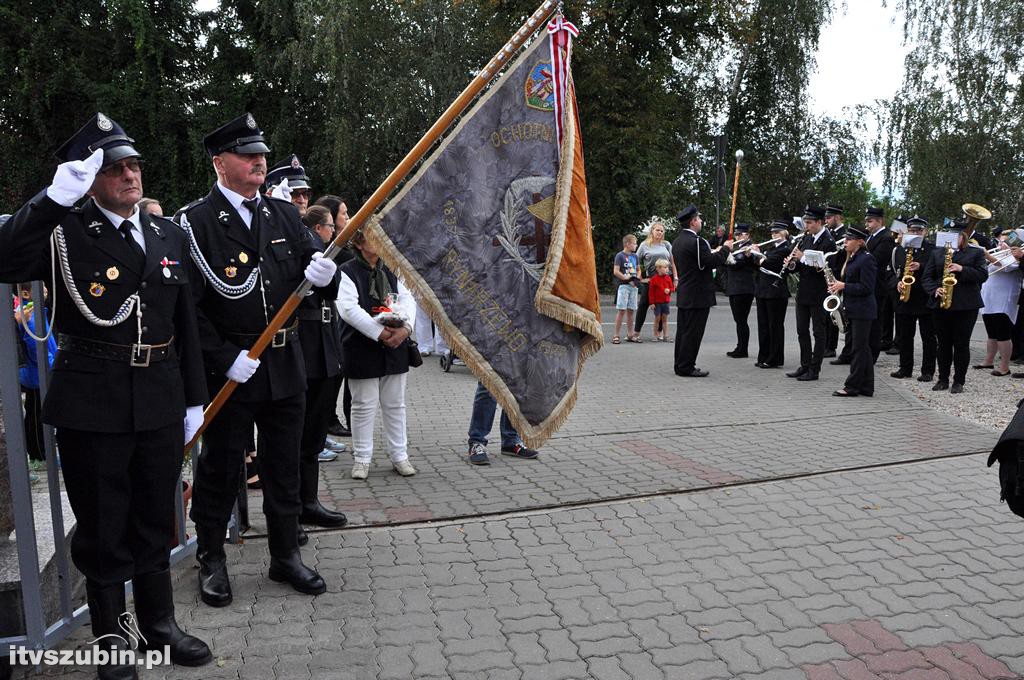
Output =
[{"x1": 337, "y1": 230, "x2": 416, "y2": 479}]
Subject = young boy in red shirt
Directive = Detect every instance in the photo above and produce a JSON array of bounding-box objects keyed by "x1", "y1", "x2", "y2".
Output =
[{"x1": 647, "y1": 258, "x2": 676, "y2": 341}]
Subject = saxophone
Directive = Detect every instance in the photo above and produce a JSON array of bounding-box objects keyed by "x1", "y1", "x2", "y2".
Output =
[
  {"x1": 820, "y1": 262, "x2": 845, "y2": 333},
  {"x1": 939, "y1": 245, "x2": 956, "y2": 310},
  {"x1": 899, "y1": 248, "x2": 915, "y2": 303}
]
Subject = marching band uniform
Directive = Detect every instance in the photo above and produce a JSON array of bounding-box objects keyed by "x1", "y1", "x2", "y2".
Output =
[
  {"x1": 787, "y1": 205, "x2": 836, "y2": 381},
  {"x1": 863, "y1": 207, "x2": 895, "y2": 362},
  {"x1": 889, "y1": 217, "x2": 936, "y2": 381},
  {"x1": 824, "y1": 204, "x2": 846, "y2": 357},
  {"x1": 673, "y1": 204, "x2": 731, "y2": 377},
  {"x1": 922, "y1": 230, "x2": 988, "y2": 393},
  {"x1": 754, "y1": 221, "x2": 792, "y2": 368},
  {"x1": 0, "y1": 114, "x2": 211, "y2": 676},
  {"x1": 177, "y1": 113, "x2": 337, "y2": 607},
  {"x1": 725, "y1": 223, "x2": 756, "y2": 358},
  {"x1": 833, "y1": 226, "x2": 876, "y2": 397}
]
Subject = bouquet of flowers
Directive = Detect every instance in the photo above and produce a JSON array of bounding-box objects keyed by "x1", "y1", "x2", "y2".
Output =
[{"x1": 370, "y1": 293, "x2": 410, "y2": 328}]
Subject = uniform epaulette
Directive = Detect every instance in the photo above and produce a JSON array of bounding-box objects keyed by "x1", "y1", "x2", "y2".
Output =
[{"x1": 177, "y1": 197, "x2": 207, "y2": 214}]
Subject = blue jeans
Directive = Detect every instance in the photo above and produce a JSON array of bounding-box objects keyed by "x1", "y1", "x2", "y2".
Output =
[{"x1": 467, "y1": 382, "x2": 521, "y2": 448}]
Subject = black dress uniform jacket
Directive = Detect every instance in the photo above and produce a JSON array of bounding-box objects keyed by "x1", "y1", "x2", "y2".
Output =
[
  {"x1": 754, "y1": 241, "x2": 792, "y2": 299},
  {"x1": 891, "y1": 241, "x2": 935, "y2": 315},
  {"x1": 793, "y1": 230, "x2": 837, "y2": 305},
  {"x1": 840, "y1": 249, "x2": 878, "y2": 320},
  {"x1": 725, "y1": 245, "x2": 758, "y2": 296},
  {"x1": 0, "y1": 192, "x2": 207, "y2": 432},
  {"x1": 177, "y1": 186, "x2": 338, "y2": 402},
  {"x1": 296, "y1": 229, "x2": 343, "y2": 381},
  {"x1": 865, "y1": 230, "x2": 896, "y2": 299},
  {"x1": 338, "y1": 259, "x2": 410, "y2": 380},
  {"x1": 921, "y1": 245, "x2": 988, "y2": 311},
  {"x1": 673, "y1": 230, "x2": 730, "y2": 308}
]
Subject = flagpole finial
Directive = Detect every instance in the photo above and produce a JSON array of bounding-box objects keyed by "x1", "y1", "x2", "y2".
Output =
[{"x1": 735, "y1": 149, "x2": 744, "y2": 162}]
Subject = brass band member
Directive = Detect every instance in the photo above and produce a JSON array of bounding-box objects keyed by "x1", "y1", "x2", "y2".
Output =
[
  {"x1": 752, "y1": 221, "x2": 793, "y2": 368},
  {"x1": 890, "y1": 216, "x2": 936, "y2": 381},
  {"x1": 725, "y1": 223, "x2": 756, "y2": 358},
  {"x1": 829, "y1": 225, "x2": 876, "y2": 396},
  {"x1": 862, "y1": 206, "x2": 896, "y2": 362},
  {"x1": 922, "y1": 224, "x2": 988, "y2": 393},
  {"x1": 978, "y1": 231, "x2": 1023, "y2": 376},
  {"x1": 786, "y1": 205, "x2": 836, "y2": 381}
]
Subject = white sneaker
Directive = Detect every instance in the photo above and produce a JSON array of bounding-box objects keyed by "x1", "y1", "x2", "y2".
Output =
[
  {"x1": 351, "y1": 462, "x2": 370, "y2": 480},
  {"x1": 393, "y1": 459, "x2": 417, "y2": 476}
]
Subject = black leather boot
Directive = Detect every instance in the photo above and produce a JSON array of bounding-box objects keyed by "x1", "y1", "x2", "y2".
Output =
[
  {"x1": 267, "y1": 516, "x2": 326, "y2": 595},
  {"x1": 195, "y1": 525, "x2": 232, "y2": 607},
  {"x1": 298, "y1": 459, "x2": 348, "y2": 528},
  {"x1": 298, "y1": 524, "x2": 309, "y2": 546},
  {"x1": 85, "y1": 582, "x2": 138, "y2": 680},
  {"x1": 132, "y1": 570, "x2": 213, "y2": 666}
]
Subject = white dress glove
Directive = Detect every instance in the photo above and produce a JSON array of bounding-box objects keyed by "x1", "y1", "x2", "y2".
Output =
[
  {"x1": 304, "y1": 251, "x2": 337, "y2": 287},
  {"x1": 270, "y1": 178, "x2": 292, "y2": 201},
  {"x1": 183, "y1": 405, "x2": 205, "y2": 445},
  {"x1": 226, "y1": 350, "x2": 261, "y2": 383},
  {"x1": 46, "y1": 148, "x2": 104, "y2": 207}
]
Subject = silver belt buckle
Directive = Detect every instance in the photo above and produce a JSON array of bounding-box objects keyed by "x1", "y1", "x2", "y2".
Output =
[
  {"x1": 321, "y1": 307, "x2": 332, "y2": 323},
  {"x1": 272, "y1": 329, "x2": 288, "y2": 348},
  {"x1": 131, "y1": 343, "x2": 152, "y2": 367}
]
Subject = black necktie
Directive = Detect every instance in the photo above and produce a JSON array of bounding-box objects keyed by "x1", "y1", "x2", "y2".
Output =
[
  {"x1": 242, "y1": 198, "x2": 261, "y2": 242},
  {"x1": 118, "y1": 221, "x2": 145, "y2": 268}
]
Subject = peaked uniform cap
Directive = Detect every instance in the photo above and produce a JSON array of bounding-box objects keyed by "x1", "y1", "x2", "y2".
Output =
[{"x1": 54, "y1": 113, "x2": 141, "y2": 166}]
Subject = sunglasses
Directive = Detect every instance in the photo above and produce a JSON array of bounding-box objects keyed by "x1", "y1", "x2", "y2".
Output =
[{"x1": 99, "y1": 159, "x2": 144, "y2": 177}]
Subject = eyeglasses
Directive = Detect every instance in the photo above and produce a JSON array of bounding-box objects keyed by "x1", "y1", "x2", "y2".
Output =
[
  {"x1": 291, "y1": 190, "x2": 310, "y2": 198},
  {"x1": 317, "y1": 222, "x2": 335, "y2": 230},
  {"x1": 99, "y1": 159, "x2": 143, "y2": 177}
]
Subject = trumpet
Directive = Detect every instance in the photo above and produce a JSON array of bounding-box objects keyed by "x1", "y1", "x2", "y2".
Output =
[{"x1": 727, "y1": 238, "x2": 784, "y2": 264}]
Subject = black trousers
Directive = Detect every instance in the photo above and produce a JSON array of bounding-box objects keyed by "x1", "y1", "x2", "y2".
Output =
[
  {"x1": 756, "y1": 298, "x2": 787, "y2": 366},
  {"x1": 301, "y1": 376, "x2": 337, "y2": 464},
  {"x1": 192, "y1": 393, "x2": 304, "y2": 536},
  {"x1": 825, "y1": 314, "x2": 839, "y2": 352},
  {"x1": 728, "y1": 294, "x2": 754, "y2": 353},
  {"x1": 633, "y1": 282, "x2": 651, "y2": 334},
  {"x1": 844, "y1": 318, "x2": 874, "y2": 395},
  {"x1": 880, "y1": 293, "x2": 895, "y2": 348},
  {"x1": 895, "y1": 313, "x2": 936, "y2": 376},
  {"x1": 56, "y1": 423, "x2": 181, "y2": 586},
  {"x1": 933, "y1": 308, "x2": 978, "y2": 385},
  {"x1": 22, "y1": 386, "x2": 45, "y2": 461},
  {"x1": 674, "y1": 307, "x2": 710, "y2": 374},
  {"x1": 795, "y1": 302, "x2": 827, "y2": 373}
]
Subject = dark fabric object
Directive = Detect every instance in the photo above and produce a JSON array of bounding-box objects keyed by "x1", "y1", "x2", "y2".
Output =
[
  {"x1": 756, "y1": 297, "x2": 787, "y2": 366},
  {"x1": 676, "y1": 204, "x2": 698, "y2": 223},
  {"x1": 406, "y1": 339, "x2": 423, "y2": 367},
  {"x1": 896, "y1": 313, "x2": 936, "y2": 376},
  {"x1": 865, "y1": 206, "x2": 884, "y2": 218},
  {"x1": 354, "y1": 250, "x2": 393, "y2": 306},
  {"x1": 178, "y1": 186, "x2": 336, "y2": 403},
  {"x1": 673, "y1": 230, "x2": 730, "y2": 309},
  {"x1": 21, "y1": 386, "x2": 45, "y2": 461},
  {"x1": 841, "y1": 249, "x2": 878, "y2": 320},
  {"x1": 266, "y1": 154, "x2": 311, "y2": 191},
  {"x1": 844, "y1": 318, "x2": 874, "y2": 395},
  {"x1": 56, "y1": 423, "x2": 181, "y2": 585},
  {"x1": 846, "y1": 225, "x2": 870, "y2": 240},
  {"x1": 0, "y1": 192, "x2": 207, "y2": 432},
  {"x1": 988, "y1": 400, "x2": 1024, "y2": 519},
  {"x1": 673, "y1": 307, "x2": 710, "y2": 374},
  {"x1": 633, "y1": 282, "x2": 651, "y2": 334},
  {"x1": 793, "y1": 230, "x2": 837, "y2": 305},
  {"x1": 729, "y1": 294, "x2": 754, "y2": 353},
  {"x1": 117, "y1": 221, "x2": 146, "y2": 270},
  {"x1": 191, "y1": 393, "x2": 305, "y2": 554},
  {"x1": 825, "y1": 204, "x2": 845, "y2": 216},
  {"x1": 795, "y1": 302, "x2": 828, "y2": 372},
  {"x1": 300, "y1": 375, "x2": 338, "y2": 463},
  {"x1": 725, "y1": 247, "x2": 757, "y2": 296},
  {"x1": 892, "y1": 242, "x2": 936, "y2": 315},
  {"x1": 865, "y1": 229, "x2": 896, "y2": 299},
  {"x1": 932, "y1": 308, "x2": 979, "y2": 384},
  {"x1": 921, "y1": 245, "x2": 988, "y2": 311},
  {"x1": 983, "y1": 313, "x2": 1014, "y2": 341},
  {"x1": 338, "y1": 259, "x2": 409, "y2": 379},
  {"x1": 203, "y1": 112, "x2": 270, "y2": 156},
  {"x1": 803, "y1": 205, "x2": 826, "y2": 220},
  {"x1": 297, "y1": 229, "x2": 342, "y2": 379},
  {"x1": 754, "y1": 241, "x2": 792, "y2": 300},
  {"x1": 55, "y1": 112, "x2": 139, "y2": 165}
]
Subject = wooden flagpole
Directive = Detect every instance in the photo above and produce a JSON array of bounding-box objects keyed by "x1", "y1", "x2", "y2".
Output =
[
  {"x1": 727, "y1": 149, "x2": 743, "y2": 240},
  {"x1": 185, "y1": 0, "x2": 561, "y2": 454}
]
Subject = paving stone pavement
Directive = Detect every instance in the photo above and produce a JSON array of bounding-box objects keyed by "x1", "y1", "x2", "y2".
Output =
[{"x1": 18, "y1": 296, "x2": 1024, "y2": 679}]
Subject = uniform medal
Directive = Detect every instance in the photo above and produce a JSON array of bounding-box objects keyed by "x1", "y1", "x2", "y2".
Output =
[
  {"x1": 106, "y1": 266, "x2": 119, "y2": 281},
  {"x1": 89, "y1": 282, "x2": 105, "y2": 297},
  {"x1": 238, "y1": 252, "x2": 249, "y2": 264},
  {"x1": 225, "y1": 266, "x2": 238, "y2": 278}
]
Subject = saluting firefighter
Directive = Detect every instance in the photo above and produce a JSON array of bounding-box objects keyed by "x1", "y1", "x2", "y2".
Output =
[
  {"x1": 786, "y1": 205, "x2": 836, "y2": 382},
  {"x1": 751, "y1": 220, "x2": 793, "y2": 368},
  {"x1": 828, "y1": 225, "x2": 877, "y2": 397},
  {"x1": 823, "y1": 204, "x2": 846, "y2": 358},
  {"x1": 724, "y1": 223, "x2": 757, "y2": 359},
  {"x1": 265, "y1": 158, "x2": 350, "y2": 544},
  {"x1": 0, "y1": 114, "x2": 212, "y2": 678},
  {"x1": 672, "y1": 204, "x2": 733, "y2": 377},
  {"x1": 921, "y1": 221, "x2": 988, "y2": 393},
  {"x1": 889, "y1": 216, "x2": 937, "y2": 382},
  {"x1": 176, "y1": 113, "x2": 339, "y2": 607}
]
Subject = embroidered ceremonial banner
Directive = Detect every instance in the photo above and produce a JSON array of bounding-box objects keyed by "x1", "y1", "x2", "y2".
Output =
[{"x1": 366, "y1": 24, "x2": 601, "y2": 447}]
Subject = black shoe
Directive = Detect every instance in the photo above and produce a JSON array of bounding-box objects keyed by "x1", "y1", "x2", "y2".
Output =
[
  {"x1": 786, "y1": 367, "x2": 808, "y2": 378},
  {"x1": 932, "y1": 380, "x2": 949, "y2": 391},
  {"x1": 829, "y1": 358, "x2": 851, "y2": 365},
  {"x1": 726, "y1": 350, "x2": 748, "y2": 358},
  {"x1": 196, "y1": 526, "x2": 232, "y2": 608},
  {"x1": 917, "y1": 374, "x2": 933, "y2": 382},
  {"x1": 133, "y1": 570, "x2": 213, "y2": 666},
  {"x1": 86, "y1": 582, "x2": 139, "y2": 680},
  {"x1": 267, "y1": 517, "x2": 326, "y2": 595},
  {"x1": 832, "y1": 389, "x2": 858, "y2": 397},
  {"x1": 677, "y1": 368, "x2": 709, "y2": 377},
  {"x1": 298, "y1": 525, "x2": 309, "y2": 546},
  {"x1": 890, "y1": 370, "x2": 912, "y2": 379},
  {"x1": 755, "y1": 361, "x2": 768, "y2": 368},
  {"x1": 299, "y1": 460, "x2": 348, "y2": 528},
  {"x1": 823, "y1": 350, "x2": 836, "y2": 358},
  {"x1": 327, "y1": 422, "x2": 351, "y2": 437},
  {"x1": 796, "y1": 372, "x2": 819, "y2": 382},
  {"x1": 950, "y1": 383, "x2": 964, "y2": 394},
  {"x1": 886, "y1": 346, "x2": 901, "y2": 356}
]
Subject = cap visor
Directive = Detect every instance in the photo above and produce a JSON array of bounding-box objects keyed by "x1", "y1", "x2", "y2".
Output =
[
  {"x1": 103, "y1": 145, "x2": 141, "y2": 166},
  {"x1": 233, "y1": 142, "x2": 271, "y2": 154}
]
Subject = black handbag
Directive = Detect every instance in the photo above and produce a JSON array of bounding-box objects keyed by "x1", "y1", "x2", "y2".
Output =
[{"x1": 406, "y1": 339, "x2": 423, "y2": 368}]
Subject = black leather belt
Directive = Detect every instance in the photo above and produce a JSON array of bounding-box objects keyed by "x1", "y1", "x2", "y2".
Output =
[
  {"x1": 225, "y1": 321, "x2": 299, "y2": 349},
  {"x1": 57, "y1": 334, "x2": 174, "y2": 367},
  {"x1": 296, "y1": 305, "x2": 333, "y2": 323}
]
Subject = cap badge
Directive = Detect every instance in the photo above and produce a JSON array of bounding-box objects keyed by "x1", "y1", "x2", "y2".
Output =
[
  {"x1": 89, "y1": 282, "x2": 106, "y2": 297},
  {"x1": 106, "y1": 266, "x2": 119, "y2": 281},
  {"x1": 245, "y1": 113, "x2": 257, "y2": 129},
  {"x1": 291, "y1": 156, "x2": 301, "y2": 169},
  {"x1": 96, "y1": 113, "x2": 113, "y2": 132}
]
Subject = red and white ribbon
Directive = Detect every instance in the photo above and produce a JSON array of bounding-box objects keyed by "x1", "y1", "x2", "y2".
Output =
[{"x1": 547, "y1": 15, "x2": 579, "y2": 146}]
